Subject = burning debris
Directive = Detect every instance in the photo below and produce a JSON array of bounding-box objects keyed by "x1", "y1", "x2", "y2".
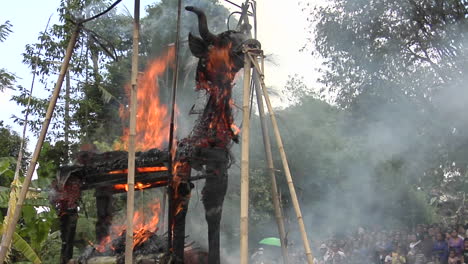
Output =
[
  {"x1": 77, "y1": 200, "x2": 167, "y2": 264},
  {"x1": 50, "y1": 148, "x2": 171, "y2": 263}
]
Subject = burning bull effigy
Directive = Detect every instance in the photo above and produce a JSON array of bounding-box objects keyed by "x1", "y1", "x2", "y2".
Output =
[
  {"x1": 170, "y1": 6, "x2": 260, "y2": 264},
  {"x1": 50, "y1": 6, "x2": 260, "y2": 264}
]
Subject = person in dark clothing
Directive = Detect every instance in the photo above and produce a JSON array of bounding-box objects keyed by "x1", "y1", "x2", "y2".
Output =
[
  {"x1": 421, "y1": 232, "x2": 434, "y2": 260},
  {"x1": 432, "y1": 232, "x2": 449, "y2": 264},
  {"x1": 462, "y1": 239, "x2": 468, "y2": 264}
]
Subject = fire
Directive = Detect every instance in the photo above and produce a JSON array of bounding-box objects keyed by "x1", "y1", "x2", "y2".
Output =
[
  {"x1": 175, "y1": 203, "x2": 184, "y2": 215},
  {"x1": 96, "y1": 199, "x2": 161, "y2": 252},
  {"x1": 193, "y1": 44, "x2": 241, "y2": 148},
  {"x1": 116, "y1": 47, "x2": 177, "y2": 151},
  {"x1": 108, "y1": 166, "x2": 168, "y2": 175},
  {"x1": 231, "y1": 124, "x2": 240, "y2": 136},
  {"x1": 132, "y1": 202, "x2": 161, "y2": 247},
  {"x1": 113, "y1": 180, "x2": 168, "y2": 192}
]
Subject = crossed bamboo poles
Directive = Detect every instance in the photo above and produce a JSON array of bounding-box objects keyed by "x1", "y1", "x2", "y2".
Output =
[{"x1": 240, "y1": 46, "x2": 315, "y2": 264}]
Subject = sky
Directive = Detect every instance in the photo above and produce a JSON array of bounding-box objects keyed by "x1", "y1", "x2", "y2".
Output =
[{"x1": 0, "y1": 0, "x2": 318, "y2": 137}]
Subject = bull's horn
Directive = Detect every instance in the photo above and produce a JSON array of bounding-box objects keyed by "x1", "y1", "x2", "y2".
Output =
[{"x1": 185, "y1": 6, "x2": 215, "y2": 42}]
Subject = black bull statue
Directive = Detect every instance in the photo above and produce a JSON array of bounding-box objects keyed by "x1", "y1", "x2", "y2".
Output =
[{"x1": 170, "y1": 6, "x2": 260, "y2": 264}]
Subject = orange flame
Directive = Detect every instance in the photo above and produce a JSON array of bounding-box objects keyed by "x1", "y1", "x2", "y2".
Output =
[
  {"x1": 108, "y1": 166, "x2": 168, "y2": 175},
  {"x1": 113, "y1": 180, "x2": 168, "y2": 192},
  {"x1": 116, "y1": 47, "x2": 177, "y2": 151},
  {"x1": 96, "y1": 199, "x2": 161, "y2": 252},
  {"x1": 192, "y1": 43, "x2": 241, "y2": 148}
]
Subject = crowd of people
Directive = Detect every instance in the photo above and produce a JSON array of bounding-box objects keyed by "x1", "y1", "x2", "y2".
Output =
[
  {"x1": 311, "y1": 223, "x2": 468, "y2": 264},
  {"x1": 250, "y1": 223, "x2": 468, "y2": 263}
]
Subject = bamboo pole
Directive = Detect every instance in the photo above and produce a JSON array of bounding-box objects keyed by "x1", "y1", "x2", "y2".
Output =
[
  {"x1": 0, "y1": 26, "x2": 81, "y2": 264},
  {"x1": 64, "y1": 70, "x2": 71, "y2": 162},
  {"x1": 240, "y1": 53, "x2": 252, "y2": 264},
  {"x1": 253, "y1": 70, "x2": 289, "y2": 264},
  {"x1": 0, "y1": 19, "x2": 52, "y2": 254},
  {"x1": 247, "y1": 53, "x2": 314, "y2": 264},
  {"x1": 167, "y1": 0, "x2": 183, "y2": 252},
  {"x1": 124, "y1": 0, "x2": 139, "y2": 263},
  {"x1": 160, "y1": 189, "x2": 167, "y2": 233}
]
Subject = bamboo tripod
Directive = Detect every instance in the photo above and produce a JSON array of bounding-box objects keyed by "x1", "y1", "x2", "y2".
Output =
[{"x1": 239, "y1": 47, "x2": 315, "y2": 264}]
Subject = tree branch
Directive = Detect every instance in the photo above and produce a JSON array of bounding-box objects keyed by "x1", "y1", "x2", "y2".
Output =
[{"x1": 82, "y1": 0, "x2": 123, "y2": 24}]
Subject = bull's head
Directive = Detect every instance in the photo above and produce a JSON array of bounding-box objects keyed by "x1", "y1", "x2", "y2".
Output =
[
  {"x1": 185, "y1": 6, "x2": 260, "y2": 82},
  {"x1": 185, "y1": 6, "x2": 260, "y2": 146}
]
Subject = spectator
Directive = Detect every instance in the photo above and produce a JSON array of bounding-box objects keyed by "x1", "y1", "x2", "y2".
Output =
[
  {"x1": 461, "y1": 239, "x2": 468, "y2": 264},
  {"x1": 448, "y1": 230, "x2": 464, "y2": 257},
  {"x1": 250, "y1": 247, "x2": 265, "y2": 264},
  {"x1": 385, "y1": 250, "x2": 393, "y2": 264},
  {"x1": 324, "y1": 243, "x2": 347, "y2": 264},
  {"x1": 309, "y1": 223, "x2": 466, "y2": 264},
  {"x1": 428, "y1": 227, "x2": 436, "y2": 241},
  {"x1": 457, "y1": 226, "x2": 466, "y2": 240},
  {"x1": 433, "y1": 232, "x2": 449, "y2": 264},
  {"x1": 407, "y1": 233, "x2": 425, "y2": 264},
  {"x1": 447, "y1": 249, "x2": 461, "y2": 264},
  {"x1": 387, "y1": 246, "x2": 406, "y2": 264},
  {"x1": 314, "y1": 243, "x2": 328, "y2": 264},
  {"x1": 421, "y1": 232, "x2": 434, "y2": 260}
]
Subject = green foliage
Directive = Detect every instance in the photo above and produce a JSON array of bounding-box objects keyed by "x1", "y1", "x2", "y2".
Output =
[
  {"x1": 19, "y1": 206, "x2": 56, "y2": 252},
  {"x1": 0, "y1": 123, "x2": 23, "y2": 161},
  {"x1": 280, "y1": 74, "x2": 316, "y2": 105},
  {"x1": 309, "y1": 0, "x2": 468, "y2": 108},
  {"x1": 0, "y1": 224, "x2": 42, "y2": 264},
  {"x1": 0, "y1": 69, "x2": 16, "y2": 92},
  {"x1": 0, "y1": 124, "x2": 29, "y2": 187},
  {"x1": 39, "y1": 231, "x2": 60, "y2": 264},
  {"x1": 0, "y1": 158, "x2": 15, "y2": 189},
  {"x1": 249, "y1": 168, "x2": 275, "y2": 225},
  {"x1": 295, "y1": 0, "x2": 468, "y2": 232},
  {"x1": 0, "y1": 161, "x2": 43, "y2": 264},
  {"x1": 252, "y1": 94, "x2": 439, "y2": 236},
  {"x1": 0, "y1": 21, "x2": 16, "y2": 91},
  {"x1": 0, "y1": 20, "x2": 12, "y2": 42}
]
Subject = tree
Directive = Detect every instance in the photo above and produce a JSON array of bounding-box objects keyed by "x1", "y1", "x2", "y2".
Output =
[
  {"x1": 309, "y1": 0, "x2": 468, "y2": 109},
  {"x1": 254, "y1": 94, "x2": 438, "y2": 236},
  {"x1": 0, "y1": 21, "x2": 16, "y2": 92},
  {"x1": 304, "y1": 0, "x2": 468, "y2": 226}
]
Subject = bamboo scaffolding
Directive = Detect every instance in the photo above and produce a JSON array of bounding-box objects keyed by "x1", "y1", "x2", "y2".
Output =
[
  {"x1": 240, "y1": 53, "x2": 252, "y2": 264},
  {"x1": 247, "y1": 52, "x2": 314, "y2": 264},
  {"x1": 0, "y1": 26, "x2": 81, "y2": 264},
  {"x1": 253, "y1": 70, "x2": 289, "y2": 263},
  {"x1": 124, "y1": 0, "x2": 140, "y2": 262}
]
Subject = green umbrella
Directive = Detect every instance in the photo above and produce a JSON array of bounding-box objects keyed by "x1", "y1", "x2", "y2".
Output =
[{"x1": 259, "y1": 237, "x2": 281, "y2": 247}]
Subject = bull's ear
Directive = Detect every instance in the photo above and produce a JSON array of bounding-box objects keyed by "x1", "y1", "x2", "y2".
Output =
[{"x1": 188, "y1": 33, "x2": 208, "y2": 58}]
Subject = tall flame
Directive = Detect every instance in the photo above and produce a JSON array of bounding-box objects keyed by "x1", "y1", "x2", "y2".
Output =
[{"x1": 116, "y1": 47, "x2": 176, "y2": 151}]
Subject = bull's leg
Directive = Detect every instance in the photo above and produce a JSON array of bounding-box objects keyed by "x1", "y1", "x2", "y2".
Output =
[
  {"x1": 95, "y1": 187, "x2": 113, "y2": 243},
  {"x1": 55, "y1": 176, "x2": 81, "y2": 264},
  {"x1": 202, "y1": 159, "x2": 228, "y2": 264},
  {"x1": 59, "y1": 208, "x2": 78, "y2": 264},
  {"x1": 172, "y1": 163, "x2": 192, "y2": 264}
]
